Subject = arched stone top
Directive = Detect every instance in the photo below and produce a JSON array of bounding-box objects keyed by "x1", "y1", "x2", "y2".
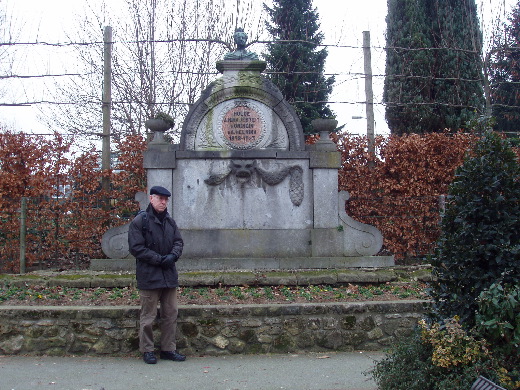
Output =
[{"x1": 179, "y1": 60, "x2": 305, "y2": 152}]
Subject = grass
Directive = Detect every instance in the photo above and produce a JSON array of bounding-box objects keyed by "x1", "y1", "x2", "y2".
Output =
[{"x1": 0, "y1": 282, "x2": 428, "y2": 306}]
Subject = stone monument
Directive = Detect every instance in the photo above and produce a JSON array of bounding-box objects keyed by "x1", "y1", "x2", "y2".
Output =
[{"x1": 97, "y1": 29, "x2": 393, "y2": 270}]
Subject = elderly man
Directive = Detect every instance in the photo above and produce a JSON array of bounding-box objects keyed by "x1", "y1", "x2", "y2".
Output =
[{"x1": 128, "y1": 185, "x2": 185, "y2": 364}]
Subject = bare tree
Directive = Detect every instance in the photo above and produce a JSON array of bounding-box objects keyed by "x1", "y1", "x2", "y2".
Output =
[
  {"x1": 475, "y1": 0, "x2": 520, "y2": 122},
  {"x1": 0, "y1": 2, "x2": 19, "y2": 100},
  {"x1": 40, "y1": 0, "x2": 264, "y2": 144}
]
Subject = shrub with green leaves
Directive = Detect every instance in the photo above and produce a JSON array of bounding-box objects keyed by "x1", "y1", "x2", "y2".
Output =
[
  {"x1": 371, "y1": 329, "x2": 434, "y2": 390},
  {"x1": 476, "y1": 281, "x2": 520, "y2": 357},
  {"x1": 429, "y1": 131, "x2": 520, "y2": 326},
  {"x1": 370, "y1": 325, "x2": 497, "y2": 390}
]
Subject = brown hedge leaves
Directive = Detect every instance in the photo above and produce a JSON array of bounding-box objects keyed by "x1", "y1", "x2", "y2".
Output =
[
  {"x1": 0, "y1": 131, "x2": 146, "y2": 272},
  {"x1": 3, "y1": 130, "x2": 511, "y2": 271},
  {"x1": 334, "y1": 132, "x2": 477, "y2": 260}
]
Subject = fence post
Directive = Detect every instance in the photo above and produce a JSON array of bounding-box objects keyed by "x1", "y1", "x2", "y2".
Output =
[
  {"x1": 101, "y1": 25, "x2": 113, "y2": 209},
  {"x1": 19, "y1": 197, "x2": 27, "y2": 274},
  {"x1": 438, "y1": 195, "x2": 446, "y2": 219}
]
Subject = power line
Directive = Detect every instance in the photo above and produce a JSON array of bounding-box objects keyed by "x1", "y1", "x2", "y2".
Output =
[
  {"x1": 3, "y1": 99, "x2": 518, "y2": 111},
  {"x1": 3, "y1": 38, "x2": 517, "y2": 53},
  {"x1": 0, "y1": 72, "x2": 95, "y2": 79},
  {"x1": 6, "y1": 70, "x2": 517, "y2": 83},
  {"x1": 0, "y1": 38, "x2": 231, "y2": 48},
  {"x1": 1, "y1": 39, "x2": 516, "y2": 83},
  {"x1": 1, "y1": 39, "x2": 518, "y2": 123}
]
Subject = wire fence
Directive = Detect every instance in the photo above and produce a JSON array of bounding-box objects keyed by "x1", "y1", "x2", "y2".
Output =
[
  {"x1": 0, "y1": 194, "x2": 444, "y2": 274},
  {"x1": 2, "y1": 35, "x2": 519, "y2": 141}
]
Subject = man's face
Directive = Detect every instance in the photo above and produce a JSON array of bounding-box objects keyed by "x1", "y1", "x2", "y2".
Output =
[{"x1": 150, "y1": 194, "x2": 169, "y2": 213}]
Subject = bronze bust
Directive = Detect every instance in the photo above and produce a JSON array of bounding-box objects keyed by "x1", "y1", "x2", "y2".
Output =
[{"x1": 224, "y1": 28, "x2": 258, "y2": 61}]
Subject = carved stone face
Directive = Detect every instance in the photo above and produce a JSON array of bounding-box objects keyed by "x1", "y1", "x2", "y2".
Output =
[{"x1": 230, "y1": 160, "x2": 255, "y2": 183}]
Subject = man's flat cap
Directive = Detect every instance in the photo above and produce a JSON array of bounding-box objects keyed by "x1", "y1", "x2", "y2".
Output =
[{"x1": 150, "y1": 186, "x2": 171, "y2": 197}]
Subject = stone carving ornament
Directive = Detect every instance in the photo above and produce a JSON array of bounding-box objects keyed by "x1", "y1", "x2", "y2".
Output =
[
  {"x1": 193, "y1": 98, "x2": 288, "y2": 151},
  {"x1": 205, "y1": 160, "x2": 304, "y2": 206},
  {"x1": 101, "y1": 192, "x2": 147, "y2": 259},
  {"x1": 257, "y1": 164, "x2": 304, "y2": 207}
]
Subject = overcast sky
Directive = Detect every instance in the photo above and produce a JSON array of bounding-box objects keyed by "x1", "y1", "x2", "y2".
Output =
[{"x1": 0, "y1": 0, "x2": 516, "y2": 142}]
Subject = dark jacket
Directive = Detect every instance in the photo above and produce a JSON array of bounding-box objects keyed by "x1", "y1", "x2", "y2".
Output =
[{"x1": 128, "y1": 204, "x2": 184, "y2": 290}]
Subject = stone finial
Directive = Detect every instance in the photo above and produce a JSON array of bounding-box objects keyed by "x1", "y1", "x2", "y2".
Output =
[
  {"x1": 145, "y1": 112, "x2": 174, "y2": 145},
  {"x1": 311, "y1": 118, "x2": 338, "y2": 151},
  {"x1": 224, "y1": 28, "x2": 259, "y2": 61}
]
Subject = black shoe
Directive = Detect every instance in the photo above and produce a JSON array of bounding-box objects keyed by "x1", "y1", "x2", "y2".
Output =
[
  {"x1": 143, "y1": 351, "x2": 157, "y2": 364},
  {"x1": 160, "y1": 350, "x2": 186, "y2": 361}
]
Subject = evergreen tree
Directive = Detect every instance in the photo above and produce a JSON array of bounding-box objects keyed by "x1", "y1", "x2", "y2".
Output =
[
  {"x1": 263, "y1": 0, "x2": 335, "y2": 135},
  {"x1": 429, "y1": 131, "x2": 520, "y2": 327},
  {"x1": 384, "y1": 0, "x2": 436, "y2": 134},
  {"x1": 489, "y1": 1, "x2": 520, "y2": 137},
  {"x1": 384, "y1": 0, "x2": 485, "y2": 135}
]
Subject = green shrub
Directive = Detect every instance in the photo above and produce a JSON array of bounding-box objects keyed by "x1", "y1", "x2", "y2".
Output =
[
  {"x1": 476, "y1": 281, "x2": 520, "y2": 359},
  {"x1": 371, "y1": 322, "x2": 503, "y2": 390},
  {"x1": 372, "y1": 131, "x2": 520, "y2": 390},
  {"x1": 429, "y1": 131, "x2": 520, "y2": 326},
  {"x1": 419, "y1": 318, "x2": 489, "y2": 369},
  {"x1": 371, "y1": 328, "x2": 437, "y2": 390}
]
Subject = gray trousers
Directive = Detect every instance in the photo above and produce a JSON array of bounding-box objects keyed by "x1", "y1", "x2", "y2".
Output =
[{"x1": 138, "y1": 288, "x2": 178, "y2": 353}]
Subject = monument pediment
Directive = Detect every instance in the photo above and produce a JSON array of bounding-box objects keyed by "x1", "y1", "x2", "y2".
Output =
[{"x1": 179, "y1": 59, "x2": 305, "y2": 152}]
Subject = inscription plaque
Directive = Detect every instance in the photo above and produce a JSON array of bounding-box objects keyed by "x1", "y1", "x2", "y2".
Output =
[{"x1": 221, "y1": 103, "x2": 264, "y2": 149}]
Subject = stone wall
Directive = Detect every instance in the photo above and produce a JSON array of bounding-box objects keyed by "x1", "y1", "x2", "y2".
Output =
[{"x1": 0, "y1": 300, "x2": 428, "y2": 356}]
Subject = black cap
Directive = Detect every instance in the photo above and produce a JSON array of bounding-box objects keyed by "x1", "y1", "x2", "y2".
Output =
[{"x1": 150, "y1": 186, "x2": 171, "y2": 197}]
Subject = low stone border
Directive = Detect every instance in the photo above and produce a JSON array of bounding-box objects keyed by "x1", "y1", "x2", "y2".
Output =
[
  {"x1": 1, "y1": 267, "x2": 433, "y2": 289},
  {"x1": 0, "y1": 300, "x2": 429, "y2": 356}
]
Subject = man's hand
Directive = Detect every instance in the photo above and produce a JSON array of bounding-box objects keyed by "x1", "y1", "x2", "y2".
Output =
[{"x1": 160, "y1": 254, "x2": 176, "y2": 269}]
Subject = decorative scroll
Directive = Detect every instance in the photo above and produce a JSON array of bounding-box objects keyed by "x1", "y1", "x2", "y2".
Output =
[
  {"x1": 338, "y1": 191, "x2": 383, "y2": 256},
  {"x1": 101, "y1": 192, "x2": 147, "y2": 259},
  {"x1": 204, "y1": 160, "x2": 304, "y2": 206}
]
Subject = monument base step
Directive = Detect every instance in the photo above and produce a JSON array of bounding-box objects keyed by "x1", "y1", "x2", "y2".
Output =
[{"x1": 90, "y1": 256, "x2": 395, "y2": 272}]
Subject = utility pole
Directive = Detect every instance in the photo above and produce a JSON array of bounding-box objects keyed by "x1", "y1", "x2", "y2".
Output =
[
  {"x1": 363, "y1": 31, "x2": 375, "y2": 168},
  {"x1": 101, "y1": 26, "x2": 113, "y2": 199}
]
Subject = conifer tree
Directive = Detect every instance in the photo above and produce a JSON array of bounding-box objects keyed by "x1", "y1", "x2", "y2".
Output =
[
  {"x1": 384, "y1": 0, "x2": 435, "y2": 134},
  {"x1": 263, "y1": 0, "x2": 335, "y2": 135},
  {"x1": 384, "y1": 0, "x2": 485, "y2": 135}
]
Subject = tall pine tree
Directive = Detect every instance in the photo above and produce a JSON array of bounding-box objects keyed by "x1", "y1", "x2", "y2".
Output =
[
  {"x1": 384, "y1": 0, "x2": 436, "y2": 134},
  {"x1": 384, "y1": 0, "x2": 485, "y2": 135},
  {"x1": 489, "y1": 1, "x2": 520, "y2": 137},
  {"x1": 263, "y1": 0, "x2": 335, "y2": 135}
]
